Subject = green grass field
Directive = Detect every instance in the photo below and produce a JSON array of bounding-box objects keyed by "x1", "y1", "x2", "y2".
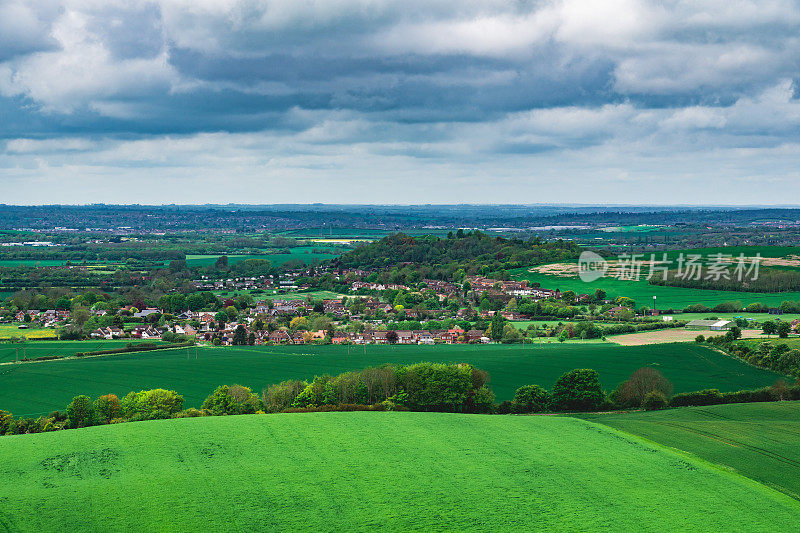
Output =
[
  {"x1": 582, "y1": 402, "x2": 800, "y2": 499},
  {"x1": 0, "y1": 343, "x2": 784, "y2": 417},
  {"x1": 511, "y1": 267, "x2": 800, "y2": 309},
  {"x1": 1, "y1": 412, "x2": 798, "y2": 531},
  {"x1": 0, "y1": 340, "x2": 167, "y2": 364}
]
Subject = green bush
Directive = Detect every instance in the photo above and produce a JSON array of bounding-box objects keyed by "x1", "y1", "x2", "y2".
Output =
[
  {"x1": 642, "y1": 391, "x2": 668, "y2": 410},
  {"x1": 511, "y1": 385, "x2": 551, "y2": 413},
  {"x1": 121, "y1": 389, "x2": 184, "y2": 421},
  {"x1": 669, "y1": 389, "x2": 723, "y2": 407},
  {"x1": 202, "y1": 385, "x2": 263, "y2": 415},
  {"x1": 551, "y1": 369, "x2": 605, "y2": 412}
]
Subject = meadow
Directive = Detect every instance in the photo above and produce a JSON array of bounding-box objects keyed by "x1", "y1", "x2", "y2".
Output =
[
  {"x1": 0, "y1": 342, "x2": 784, "y2": 417},
  {"x1": 582, "y1": 402, "x2": 800, "y2": 499},
  {"x1": 0, "y1": 412, "x2": 798, "y2": 531}
]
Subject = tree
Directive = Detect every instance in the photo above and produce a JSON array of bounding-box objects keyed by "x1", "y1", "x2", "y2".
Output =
[
  {"x1": 614, "y1": 368, "x2": 673, "y2": 408},
  {"x1": 777, "y1": 321, "x2": 791, "y2": 338},
  {"x1": 93, "y1": 394, "x2": 121, "y2": 423},
  {"x1": 66, "y1": 395, "x2": 95, "y2": 428},
  {"x1": 202, "y1": 385, "x2": 262, "y2": 415},
  {"x1": 489, "y1": 313, "x2": 504, "y2": 342},
  {"x1": 232, "y1": 325, "x2": 248, "y2": 345},
  {"x1": 386, "y1": 330, "x2": 398, "y2": 344},
  {"x1": 762, "y1": 320, "x2": 777, "y2": 337},
  {"x1": 594, "y1": 289, "x2": 606, "y2": 302},
  {"x1": 551, "y1": 369, "x2": 604, "y2": 412},
  {"x1": 121, "y1": 389, "x2": 184, "y2": 420},
  {"x1": 511, "y1": 385, "x2": 551, "y2": 413},
  {"x1": 214, "y1": 311, "x2": 227, "y2": 329}
]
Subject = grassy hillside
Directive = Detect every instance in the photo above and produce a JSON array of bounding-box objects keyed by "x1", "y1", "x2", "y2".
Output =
[
  {"x1": 581, "y1": 402, "x2": 800, "y2": 499},
  {"x1": 0, "y1": 343, "x2": 784, "y2": 417},
  {"x1": 0, "y1": 412, "x2": 798, "y2": 531}
]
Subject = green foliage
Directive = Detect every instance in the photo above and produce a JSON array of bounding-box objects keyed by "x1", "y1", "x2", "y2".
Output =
[
  {"x1": 511, "y1": 385, "x2": 551, "y2": 413},
  {"x1": 642, "y1": 391, "x2": 668, "y2": 410},
  {"x1": 65, "y1": 395, "x2": 95, "y2": 429},
  {"x1": 121, "y1": 389, "x2": 184, "y2": 421},
  {"x1": 93, "y1": 394, "x2": 121, "y2": 423},
  {"x1": 202, "y1": 385, "x2": 262, "y2": 415},
  {"x1": 551, "y1": 369, "x2": 605, "y2": 412},
  {"x1": 613, "y1": 368, "x2": 673, "y2": 408}
]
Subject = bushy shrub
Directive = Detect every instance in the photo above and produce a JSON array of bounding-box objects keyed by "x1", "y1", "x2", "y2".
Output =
[
  {"x1": 695, "y1": 335, "x2": 705, "y2": 343},
  {"x1": 176, "y1": 408, "x2": 205, "y2": 418},
  {"x1": 642, "y1": 391, "x2": 668, "y2": 410},
  {"x1": 202, "y1": 385, "x2": 262, "y2": 415},
  {"x1": 0, "y1": 410, "x2": 12, "y2": 435},
  {"x1": 511, "y1": 385, "x2": 551, "y2": 413},
  {"x1": 121, "y1": 389, "x2": 184, "y2": 421},
  {"x1": 496, "y1": 400, "x2": 513, "y2": 414},
  {"x1": 669, "y1": 389, "x2": 723, "y2": 407},
  {"x1": 551, "y1": 369, "x2": 605, "y2": 412}
]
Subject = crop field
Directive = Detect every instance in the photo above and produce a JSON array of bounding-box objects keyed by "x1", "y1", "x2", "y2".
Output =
[
  {"x1": 1, "y1": 412, "x2": 798, "y2": 531},
  {"x1": 511, "y1": 267, "x2": 800, "y2": 309},
  {"x1": 0, "y1": 342, "x2": 784, "y2": 417},
  {"x1": 0, "y1": 340, "x2": 167, "y2": 364},
  {"x1": 582, "y1": 402, "x2": 800, "y2": 499},
  {"x1": 607, "y1": 328, "x2": 764, "y2": 346},
  {"x1": 0, "y1": 324, "x2": 57, "y2": 340},
  {"x1": 184, "y1": 247, "x2": 343, "y2": 267}
]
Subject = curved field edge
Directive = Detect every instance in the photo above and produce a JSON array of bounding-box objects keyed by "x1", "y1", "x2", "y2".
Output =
[
  {"x1": 579, "y1": 401, "x2": 800, "y2": 500},
  {"x1": 1, "y1": 412, "x2": 799, "y2": 532}
]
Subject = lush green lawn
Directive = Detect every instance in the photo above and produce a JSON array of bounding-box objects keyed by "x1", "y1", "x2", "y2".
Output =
[
  {"x1": 0, "y1": 340, "x2": 167, "y2": 364},
  {"x1": 0, "y1": 412, "x2": 798, "y2": 531},
  {"x1": 0, "y1": 343, "x2": 784, "y2": 417},
  {"x1": 581, "y1": 402, "x2": 800, "y2": 499},
  {"x1": 511, "y1": 267, "x2": 800, "y2": 309}
]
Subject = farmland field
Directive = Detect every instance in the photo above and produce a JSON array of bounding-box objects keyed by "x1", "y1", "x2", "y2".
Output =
[
  {"x1": 185, "y1": 247, "x2": 342, "y2": 267},
  {"x1": 0, "y1": 412, "x2": 798, "y2": 531},
  {"x1": 607, "y1": 328, "x2": 764, "y2": 345},
  {"x1": 0, "y1": 324, "x2": 57, "y2": 340},
  {"x1": 582, "y1": 402, "x2": 800, "y2": 499},
  {"x1": 0, "y1": 342, "x2": 784, "y2": 417},
  {"x1": 511, "y1": 266, "x2": 800, "y2": 309},
  {"x1": 0, "y1": 340, "x2": 167, "y2": 364}
]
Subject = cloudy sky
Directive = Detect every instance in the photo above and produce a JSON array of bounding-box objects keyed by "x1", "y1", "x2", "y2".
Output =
[{"x1": 1, "y1": 0, "x2": 799, "y2": 205}]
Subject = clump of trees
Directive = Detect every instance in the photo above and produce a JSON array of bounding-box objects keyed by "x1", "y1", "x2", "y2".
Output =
[{"x1": 263, "y1": 363, "x2": 494, "y2": 414}]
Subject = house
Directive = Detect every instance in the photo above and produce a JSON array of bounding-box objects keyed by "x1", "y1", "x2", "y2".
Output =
[
  {"x1": 130, "y1": 326, "x2": 163, "y2": 339},
  {"x1": 269, "y1": 330, "x2": 291, "y2": 343},
  {"x1": 606, "y1": 306, "x2": 630, "y2": 318},
  {"x1": 466, "y1": 329, "x2": 488, "y2": 343},
  {"x1": 90, "y1": 326, "x2": 124, "y2": 339},
  {"x1": 133, "y1": 308, "x2": 162, "y2": 319}
]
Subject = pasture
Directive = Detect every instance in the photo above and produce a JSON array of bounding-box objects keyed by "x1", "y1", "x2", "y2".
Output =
[
  {"x1": 582, "y1": 402, "x2": 800, "y2": 499},
  {"x1": 0, "y1": 342, "x2": 785, "y2": 417},
  {"x1": 0, "y1": 412, "x2": 798, "y2": 531}
]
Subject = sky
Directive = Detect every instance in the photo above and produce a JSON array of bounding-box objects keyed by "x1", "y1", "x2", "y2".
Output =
[{"x1": 0, "y1": 0, "x2": 799, "y2": 205}]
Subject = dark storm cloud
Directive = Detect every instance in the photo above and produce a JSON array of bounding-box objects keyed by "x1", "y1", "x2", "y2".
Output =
[{"x1": 1, "y1": 1, "x2": 799, "y2": 204}]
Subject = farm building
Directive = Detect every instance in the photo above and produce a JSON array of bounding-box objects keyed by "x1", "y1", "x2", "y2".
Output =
[{"x1": 685, "y1": 319, "x2": 733, "y2": 331}]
